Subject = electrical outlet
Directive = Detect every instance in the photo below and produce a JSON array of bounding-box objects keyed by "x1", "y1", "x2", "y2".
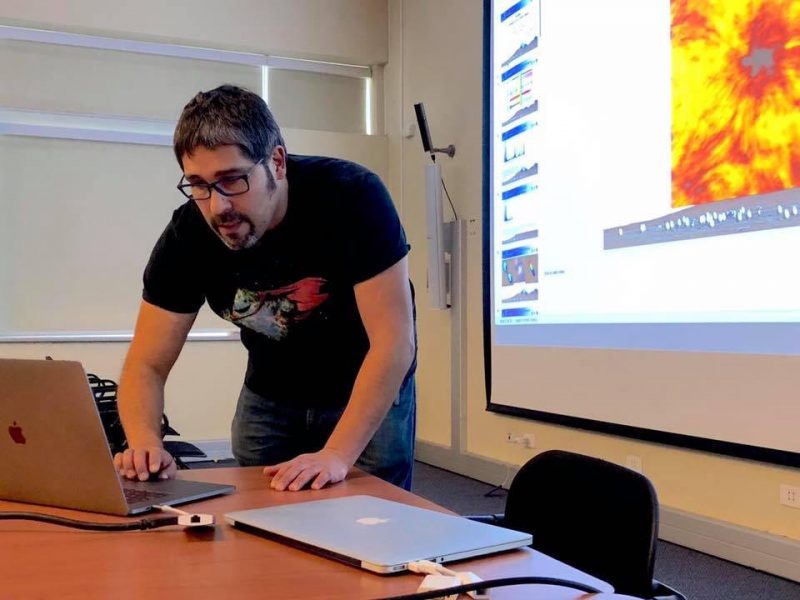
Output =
[
  {"x1": 506, "y1": 432, "x2": 536, "y2": 449},
  {"x1": 780, "y1": 484, "x2": 800, "y2": 508},
  {"x1": 625, "y1": 455, "x2": 643, "y2": 473}
]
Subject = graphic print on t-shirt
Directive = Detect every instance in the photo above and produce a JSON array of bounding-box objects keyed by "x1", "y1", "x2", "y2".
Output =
[{"x1": 221, "y1": 277, "x2": 329, "y2": 340}]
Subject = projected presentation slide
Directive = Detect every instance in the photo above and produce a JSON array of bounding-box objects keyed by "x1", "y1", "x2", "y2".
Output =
[{"x1": 489, "y1": 0, "x2": 800, "y2": 351}]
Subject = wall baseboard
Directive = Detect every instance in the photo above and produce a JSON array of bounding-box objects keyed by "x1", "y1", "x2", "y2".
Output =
[
  {"x1": 415, "y1": 440, "x2": 520, "y2": 486},
  {"x1": 660, "y1": 507, "x2": 800, "y2": 583},
  {"x1": 416, "y1": 440, "x2": 800, "y2": 584}
]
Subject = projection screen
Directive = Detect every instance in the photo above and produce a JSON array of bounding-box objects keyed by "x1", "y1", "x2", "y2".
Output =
[{"x1": 483, "y1": 0, "x2": 800, "y2": 466}]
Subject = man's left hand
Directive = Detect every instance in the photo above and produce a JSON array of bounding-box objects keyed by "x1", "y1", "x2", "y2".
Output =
[{"x1": 263, "y1": 449, "x2": 350, "y2": 491}]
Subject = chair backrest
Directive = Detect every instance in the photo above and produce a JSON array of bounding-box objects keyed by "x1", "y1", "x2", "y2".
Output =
[{"x1": 504, "y1": 450, "x2": 659, "y2": 598}]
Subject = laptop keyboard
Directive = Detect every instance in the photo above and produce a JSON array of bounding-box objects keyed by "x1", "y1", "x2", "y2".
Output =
[{"x1": 123, "y1": 487, "x2": 170, "y2": 503}]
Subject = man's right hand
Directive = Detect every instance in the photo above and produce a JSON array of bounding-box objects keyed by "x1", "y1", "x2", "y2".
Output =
[{"x1": 114, "y1": 446, "x2": 177, "y2": 481}]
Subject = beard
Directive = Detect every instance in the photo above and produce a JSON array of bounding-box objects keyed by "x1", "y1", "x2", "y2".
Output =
[
  {"x1": 212, "y1": 212, "x2": 259, "y2": 250},
  {"x1": 209, "y1": 166, "x2": 279, "y2": 250}
]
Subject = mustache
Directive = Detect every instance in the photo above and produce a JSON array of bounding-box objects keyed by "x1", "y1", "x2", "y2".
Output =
[{"x1": 213, "y1": 212, "x2": 249, "y2": 228}]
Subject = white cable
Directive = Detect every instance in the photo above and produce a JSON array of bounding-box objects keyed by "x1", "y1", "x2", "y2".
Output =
[
  {"x1": 407, "y1": 560, "x2": 458, "y2": 577},
  {"x1": 408, "y1": 561, "x2": 489, "y2": 599}
]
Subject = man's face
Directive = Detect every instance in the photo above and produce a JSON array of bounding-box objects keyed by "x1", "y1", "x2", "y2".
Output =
[{"x1": 181, "y1": 144, "x2": 287, "y2": 250}]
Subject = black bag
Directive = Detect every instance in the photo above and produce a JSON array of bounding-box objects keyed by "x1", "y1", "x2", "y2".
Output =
[
  {"x1": 88, "y1": 373, "x2": 127, "y2": 455},
  {"x1": 87, "y1": 372, "x2": 206, "y2": 466}
]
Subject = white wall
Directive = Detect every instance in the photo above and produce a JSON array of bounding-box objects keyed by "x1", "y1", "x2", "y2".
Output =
[
  {"x1": 0, "y1": 1, "x2": 389, "y2": 441},
  {"x1": 0, "y1": 40, "x2": 261, "y2": 120},
  {"x1": 0, "y1": 125, "x2": 388, "y2": 438},
  {"x1": 0, "y1": 0, "x2": 388, "y2": 65}
]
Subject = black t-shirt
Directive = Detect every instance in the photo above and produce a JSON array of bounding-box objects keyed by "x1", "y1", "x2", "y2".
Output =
[{"x1": 142, "y1": 155, "x2": 413, "y2": 408}]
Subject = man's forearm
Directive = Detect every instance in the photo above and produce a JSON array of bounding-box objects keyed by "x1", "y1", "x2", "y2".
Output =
[
  {"x1": 117, "y1": 360, "x2": 167, "y2": 448},
  {"x1": 324, "y1": 340, "x2": 415, "y2": 465}
]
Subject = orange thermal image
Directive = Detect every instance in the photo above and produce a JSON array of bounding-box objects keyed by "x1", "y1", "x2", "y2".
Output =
[{"x1": 671, "y1": 0, "x2": 800, "y2": 207}]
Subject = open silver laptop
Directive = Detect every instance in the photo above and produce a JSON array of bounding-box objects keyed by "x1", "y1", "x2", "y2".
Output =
[
  {"x1": 225, "y1": 495, "x2": 532, "y2": 574},
  {"x1": 0, "y1": 358, "x2": 234, "y2": 515}
]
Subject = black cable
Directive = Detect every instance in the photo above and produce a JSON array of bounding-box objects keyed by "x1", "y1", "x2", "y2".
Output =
[
  {"x1": 375, "y1": 576, "x2": 602, "y2": 600},
  {"x1": 483, "y1": 484, "x2": 506, "y2": 498},
  {"x1": 0, "y1": 512, "x2": 178, "y2": 531},
  {"x1": 440, "y1": 177, "x2": 459, "y2": 221}
]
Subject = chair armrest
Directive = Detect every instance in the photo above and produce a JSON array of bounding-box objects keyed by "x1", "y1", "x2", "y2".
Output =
[
  {"x1": 466, "y1": 513, "x2": 506, "y2": 525},
  {"x1": 652, "y1": 579, "x2": 687, "y2": 600},
  {"x1": 163, "y1": 440, "x2": 207, "y2": 458}
]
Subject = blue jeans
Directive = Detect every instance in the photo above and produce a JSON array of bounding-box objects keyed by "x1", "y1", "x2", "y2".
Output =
[{"x1": 231, "y1": 376, "x2": 416, "y2": 490}]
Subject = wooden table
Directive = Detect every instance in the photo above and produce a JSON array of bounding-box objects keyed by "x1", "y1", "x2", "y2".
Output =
[{"x1": 0, "y1": 467, "x2": 638, "y2": 599}]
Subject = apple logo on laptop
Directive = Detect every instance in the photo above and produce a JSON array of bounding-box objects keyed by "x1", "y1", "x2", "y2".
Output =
[
  {"x1": 356, "y1": 517, "x2": 390, "y2": 526},
  {"x1": 8, "y1": 421, "x2": 26, "y2": 444}
]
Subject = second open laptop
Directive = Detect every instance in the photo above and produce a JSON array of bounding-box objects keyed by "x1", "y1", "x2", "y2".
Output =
[
  {"x1": 0, "y1": 358, "x2": 234, "y2": 515},
  {"x1": 225, "y1": 495, "x2": 532, "y2": 574}
]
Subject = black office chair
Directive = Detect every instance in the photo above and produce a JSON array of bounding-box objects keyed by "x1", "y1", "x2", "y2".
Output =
[{"x1": 471, "y1": 449, "x2": 686, "y2": 600}]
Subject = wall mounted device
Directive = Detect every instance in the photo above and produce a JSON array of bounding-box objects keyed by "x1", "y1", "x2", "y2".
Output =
[
  {"x1": 414, "y1": 102, "x2": 457, "y2": 309},
  {"x1": 414, "y1": 103, "x2": 456, "y2": 159}
]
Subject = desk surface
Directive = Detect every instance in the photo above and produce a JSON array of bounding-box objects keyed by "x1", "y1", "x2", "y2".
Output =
[{"x1": 0, "y1": 467, "x2": 637, "y2": 600}]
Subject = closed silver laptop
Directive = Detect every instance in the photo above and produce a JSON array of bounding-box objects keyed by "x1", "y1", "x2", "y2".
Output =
[
  {"x1": 0, "y1": 358, "x2": 234, "y2": 515},
  {"x1": 225, "y1": 495, "x2": 532, "y2": 574}
]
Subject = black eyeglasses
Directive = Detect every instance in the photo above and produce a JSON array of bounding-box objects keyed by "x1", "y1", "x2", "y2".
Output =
[{"x1": 177, "y1": 158, "x2": 265, "y2": 201}]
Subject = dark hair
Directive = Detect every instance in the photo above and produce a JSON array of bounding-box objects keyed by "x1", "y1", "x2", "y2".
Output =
[{"x1": 173, "y1": 85, "x2": 286, "y2": 168}]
